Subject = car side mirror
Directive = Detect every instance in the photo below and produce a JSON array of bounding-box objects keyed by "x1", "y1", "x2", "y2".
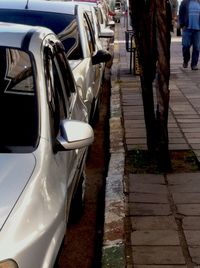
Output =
[
  {"x1": 92, "y1": 50, "x2": 112, "y2": 65},
  {"x1": 56, "y1": 120, "x2": 94, "y2": 151}
]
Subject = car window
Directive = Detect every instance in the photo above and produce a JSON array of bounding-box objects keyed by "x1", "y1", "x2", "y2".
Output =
[
  {"x1": 53, "y1": 43, "x2": 76, "y2": 97},
  {"x1": 115, "y1": 2, "x2": 121, "y2": 10},
  {"x1": 85, "y1": 10, "x2": 95, "y2": 33},
  {"x1": 95, "y1": 6, "x2": 103, "y2": 24},
  {"x1": 0, "y1": 47, "x2": 38, "y2": 152},
  {"x1": 83, "y1": 13, "x2": 96, "y2": 54},
  {"x1": 94, "y1": 7, "x2": 101, "y2": 34},
  {"x1": 44, "y1": 44, "x2": 71, "y2": 139},
  {"x1": 0, "y1": 9, "x2": 83, "y2": 60},
  {"x1": 58, "y1": 18, "x2": 83, "y2": 60},
  {"x1": 99, "y1": 5, "x2": 108, "y2": 25}
]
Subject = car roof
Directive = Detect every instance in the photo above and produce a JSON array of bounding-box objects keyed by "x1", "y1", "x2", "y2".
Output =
[
  {"x1": 73, "y1": 0, "x2": 97, "y2": 6},
  {"x1": 0, "y1": 0, "x2": 81, "y2": 15},
  {"x1": 74, "y1": 0, "x2": 98, "y2": 2},
  {"x1": 0, "y1": 21, "x2": 53, "y2": 49},
  {"x1": 73, "y1": 1, "x2": 96, "y2": 12}
]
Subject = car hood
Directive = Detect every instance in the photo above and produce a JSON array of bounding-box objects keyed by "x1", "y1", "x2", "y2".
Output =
[{"x1": 0, "y1": 154, "x2": 36, "y2": 230}]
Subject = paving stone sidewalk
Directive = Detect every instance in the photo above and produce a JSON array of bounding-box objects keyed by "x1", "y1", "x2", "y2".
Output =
[{"x1": 102, "y1": 20, "x2": 200, "y2": 268}]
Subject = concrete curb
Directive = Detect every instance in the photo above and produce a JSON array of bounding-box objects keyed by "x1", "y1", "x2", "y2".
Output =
[{"x1": 101, "y1": 34, "x2": 126, "y2": 267}]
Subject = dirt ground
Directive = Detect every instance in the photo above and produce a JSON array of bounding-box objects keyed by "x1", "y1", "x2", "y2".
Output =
[{"x1": 125, "y1": 149, "x2": 200, "y2": 174}]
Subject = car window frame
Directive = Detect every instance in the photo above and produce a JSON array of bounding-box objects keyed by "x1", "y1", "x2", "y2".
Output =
[{"x1": 83, "y1": 12, "x2": 96, "y2": 54}]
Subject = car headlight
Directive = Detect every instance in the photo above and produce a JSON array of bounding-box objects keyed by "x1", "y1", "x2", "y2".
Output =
[{"x1": 0, "y1": 260, "x2": 18, "y2": 268}]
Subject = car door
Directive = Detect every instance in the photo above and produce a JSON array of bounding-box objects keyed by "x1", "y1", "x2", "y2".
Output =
[
  {"x1": 82, "y1": 12, "x2": 102, "y2": 104},
  {"x1": 43, "y1": 40, "x2": 83, "y2": 216}
]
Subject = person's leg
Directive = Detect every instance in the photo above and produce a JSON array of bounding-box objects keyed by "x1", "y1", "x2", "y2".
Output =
[
  {"x1": 191, "y1": 30, "x2": 200, "y2": 69},
  {"x1": 182, "y1": 28, "x2": 192, "y2": 67}
]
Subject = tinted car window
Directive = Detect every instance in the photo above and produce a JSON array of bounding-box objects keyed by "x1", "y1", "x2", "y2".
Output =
[
  {"x1": 95, "y1": 6, "x2": 103, "y2": 24},
  {"x1": 83, "y1": 14, "x2": 95, "y2": 54},
  {"x1": 0, "y1": 47, "x2": 38, "y2": 153},
  {"x1": 44, "y1": 42, "x2": 76, "y2": 142},
  {"x1": 0, "y1": 9, "x2": 83, "y2": 60}
]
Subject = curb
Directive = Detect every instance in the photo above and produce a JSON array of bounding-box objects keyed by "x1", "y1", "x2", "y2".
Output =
[{"x1": 101, "y1": 32, "x2": 126, "y2": 267}]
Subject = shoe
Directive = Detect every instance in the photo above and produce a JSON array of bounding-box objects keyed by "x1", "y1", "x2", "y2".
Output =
[
  {"x1": 191, "y1": 65, "x2": 198, "y2": 70},
  {"x1": 183, "y1": 62, "x2": 188, "y2": 68}
]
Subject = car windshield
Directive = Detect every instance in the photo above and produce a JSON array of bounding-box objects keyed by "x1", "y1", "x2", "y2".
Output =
[
  {"x1": 115, "y1": 3, "x2": 121, "y2": 9},
  {"x1": 0, "y1": 47, "x2": 38, "y2": 153},
  {"x1": 0, "y1": 9, "x2": 83, "y2": 60}
]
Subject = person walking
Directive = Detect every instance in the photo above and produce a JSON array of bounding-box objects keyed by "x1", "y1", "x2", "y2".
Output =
[{"x1": 179, "y1": 0, "x2": 200, "y2": 70}]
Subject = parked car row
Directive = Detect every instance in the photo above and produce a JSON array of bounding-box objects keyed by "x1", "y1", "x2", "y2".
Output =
[
  {"x1": 0, "y1": 0, "x2": 114, "y2": 122},
  {"x1": 0, "y1": 0, "x2": 115, "y2": 268}
]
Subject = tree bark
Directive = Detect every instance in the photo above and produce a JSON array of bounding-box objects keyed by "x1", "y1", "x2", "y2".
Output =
[
  {"x1": 155, "y1": 0, "x2": 171, "y2": 171},
  {"x1": 129, "y1": 0, "x2": 172, "y2": 171},
  {"x1": 130, "y1": 0, "x2": 157, "y2": 152}
]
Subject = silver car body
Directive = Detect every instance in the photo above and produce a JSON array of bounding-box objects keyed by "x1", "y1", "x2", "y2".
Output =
[
  {"x1": 0, "y1": 0, "x2": 111, "y2": 121},
  {"x1": 71, "y1": 1, "x2": 114, "y2": 90},
  {"x1": 113, "y1": 1, "x2": 123, "y2": 22},
  {"x1": 73, "y1": 1, "x2": 114, "y2": 49},
  {"x1": 0, "y1": 22, "x2": 93, "y2": 268},
  {"x1": 98, "y1": 1, "x2": 115, "y2": 27}
]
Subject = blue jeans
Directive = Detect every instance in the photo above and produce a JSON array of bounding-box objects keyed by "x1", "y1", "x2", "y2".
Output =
[{"x1": 182, "y1": 28, "x2": 200, "y2": 67}]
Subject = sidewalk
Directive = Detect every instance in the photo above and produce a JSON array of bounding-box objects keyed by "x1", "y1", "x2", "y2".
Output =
[{"x1": 102, "y1": 20, "x2": 200, "y2": 267}]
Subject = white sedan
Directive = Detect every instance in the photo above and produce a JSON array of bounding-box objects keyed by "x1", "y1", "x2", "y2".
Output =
[
  {"x1": 0, "y1": 0, "x2": 111, "y2": 122},
  {"x1": 0, "y1": 22, "x2": 93, "y2": 268}
]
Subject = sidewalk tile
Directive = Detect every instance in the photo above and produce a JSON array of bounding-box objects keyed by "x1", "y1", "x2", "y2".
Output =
[
  {"x1": 129, "y1": 203, "x2": 171, "y2": 216},
  {"x1": 131, "y1": 216, "x2": 177, "y2": 230},
  {"x1": 183, "y1": 217, "x2": 200, "y2": 230},
  {"x1": 189, "y1": 246, "x2": 200, "y2": 264},
  {"x1": 177, "y1": 204, "x2": 200, "y2": 216},
  {"x1": 131, "y1": 230, "x2": 180, "y2": 245},
  {"x1": 129, "y1": 193, "x2": 168, "y2": 203},
  {"x1": 132, "y1": 246, "x2": 185, "y2": 265}
]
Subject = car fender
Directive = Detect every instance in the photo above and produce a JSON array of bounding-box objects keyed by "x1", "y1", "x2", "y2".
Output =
[{"x1": 69, "y1": 59, "x2": 94, "y2": 115}]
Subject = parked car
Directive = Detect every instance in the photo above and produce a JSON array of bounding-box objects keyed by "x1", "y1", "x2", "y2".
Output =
[
  {"x1": 0, "y1": 0, "x2": 111, "y2": 122},
  {"x1": 113, "y1": 1, "x2": 122, "y2": 23},
  {"x1": 94, "y1": 0, "x2": 115, "y2": 27},
  {"x1": 74, "y1": 0, "x2": 114, "y2": 50},
  {"x1": 0, "y1": 22, "x2": 94, "y2": 268},
  {"x1": 96, "y1": 3, "x2": 115, "y2": 29}
]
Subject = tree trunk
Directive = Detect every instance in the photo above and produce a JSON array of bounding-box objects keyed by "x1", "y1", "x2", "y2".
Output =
[
  {"x1": 155, "y1": 0, "x2": 171, "y2": 171},
  {"x1": 129, "y1": 0, "x2": 172, "y2": 171},
  {"x1": 130, "y1": 0, "x2": 157, "y2": 153}
]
